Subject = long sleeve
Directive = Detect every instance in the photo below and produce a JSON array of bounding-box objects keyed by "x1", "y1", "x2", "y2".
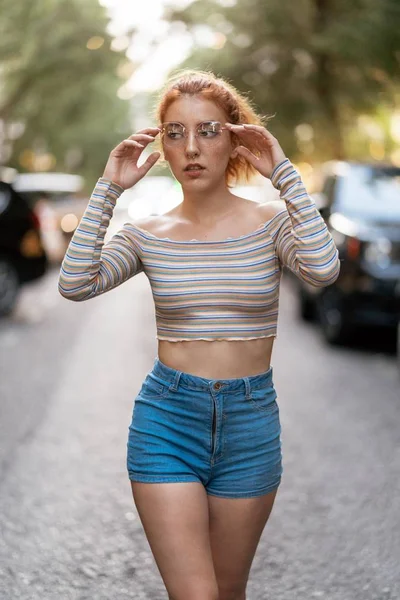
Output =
[
  {"x1": 58, "y1": 178, "x2": 143, "y2": 301},
  {"x1": 269, "y1": 158, "x2": 340, "y2": 287}
]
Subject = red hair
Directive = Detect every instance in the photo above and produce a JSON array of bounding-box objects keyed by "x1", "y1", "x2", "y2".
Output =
[{"x1": 154, "y1": 70, "x2": 273, "y2": 186}]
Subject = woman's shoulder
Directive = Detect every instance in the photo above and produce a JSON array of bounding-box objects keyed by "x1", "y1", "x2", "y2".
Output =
[
  {"x1": 255, "y1": 199, "x2": 288, "y2": 224},
  {"x1": 124, "y1": 214, "x2": 177, "y2": 240},
  {"x1": 123, "y1": 200, "x2": 289, "y2": 243}
]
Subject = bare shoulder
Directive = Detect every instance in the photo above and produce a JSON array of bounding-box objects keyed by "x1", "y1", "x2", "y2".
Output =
[
  {"x1": 128, "y1": 213, "x2": 175, "y2": 238},
  {"x1": 130, "y1": 215, "x2": 161, "y2": 232},
  {"x1": 256, "y1": 199, "x2": 287, "y2": 222}
]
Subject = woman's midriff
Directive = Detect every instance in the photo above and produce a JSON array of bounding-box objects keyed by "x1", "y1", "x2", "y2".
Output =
[{"x1": 158, "y1": 337, "x2": 275, "y2": 379}]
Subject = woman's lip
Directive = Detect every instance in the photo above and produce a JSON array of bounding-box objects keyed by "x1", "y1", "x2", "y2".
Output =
[{"x1": 184, "y1": 168, "x2": 204, "y2": 178}]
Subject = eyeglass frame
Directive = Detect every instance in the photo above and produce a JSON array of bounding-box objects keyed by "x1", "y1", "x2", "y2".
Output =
[{"x1": 160, "y1": 120, "x2": 230, "y2": 146}]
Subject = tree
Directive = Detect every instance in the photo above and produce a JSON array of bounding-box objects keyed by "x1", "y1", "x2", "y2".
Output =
[
  {"x1": 0, "y1": 0, "x2": 133, "y2": 187},
  {"x1": 166, "y1": 0, "x2": 400, "y2": 162}
]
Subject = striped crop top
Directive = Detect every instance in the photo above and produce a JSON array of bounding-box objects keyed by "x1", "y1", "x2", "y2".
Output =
[{"x1": 58, "y1": 159, "x2": 340, "y2": 341}]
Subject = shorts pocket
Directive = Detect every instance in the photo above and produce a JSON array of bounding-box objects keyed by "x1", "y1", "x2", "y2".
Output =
[
  {"x1": 248, "y1": 385, "x2": 278, "y2": 414},
  {"x1": 139, "y1": 373, "x2": 171, "y2": 400}
]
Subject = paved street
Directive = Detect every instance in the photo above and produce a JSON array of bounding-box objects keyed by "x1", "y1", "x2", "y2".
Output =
[{"x1": 0, "y1": 263, "x2": 399, "y2": 600}]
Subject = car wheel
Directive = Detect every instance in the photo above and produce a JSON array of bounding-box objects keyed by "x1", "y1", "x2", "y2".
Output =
[
  {"x1": 0, "y1": 258, "x2": 20, "y2": 316},
  {"x1": 299, "y1": 288, "x2": 316, "y2": 322},
  {"x1": 317, "y1": 287, "x2": 352, "y2": 345}
]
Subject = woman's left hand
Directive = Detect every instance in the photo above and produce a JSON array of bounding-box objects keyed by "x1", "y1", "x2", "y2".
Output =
[{"x1": 225, "y1": 123, "x2": 287, "y2": 180}]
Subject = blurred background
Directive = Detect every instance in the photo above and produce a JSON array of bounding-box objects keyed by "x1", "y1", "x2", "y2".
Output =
[{"x1": 0, "y1": 1, "x2": 399, "y2": 599}]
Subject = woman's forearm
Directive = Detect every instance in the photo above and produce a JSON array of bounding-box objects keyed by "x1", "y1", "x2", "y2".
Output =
[
  {"x1": 270, "y1": 159, "x2": 340, "y2": 287},
  {"x1": 58, "y1": 178, "x2": 143, "y2": 301}
]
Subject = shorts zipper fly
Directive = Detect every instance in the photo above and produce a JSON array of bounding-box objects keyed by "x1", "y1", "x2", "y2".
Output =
[
  {"x1": 212, "y1": 399, "x2": 217, "y2": 455},
  {"x1": 211, "y1": 382, "x2": 223, "y2": 461}
]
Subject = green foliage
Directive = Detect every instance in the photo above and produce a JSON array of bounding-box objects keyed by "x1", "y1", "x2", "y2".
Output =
[
  {"x1": 0, "y1": 0, "x2": 132, "y2": 188},
  {"x1": 167, "y1": 0, "x2": 400, "y2": 161}
]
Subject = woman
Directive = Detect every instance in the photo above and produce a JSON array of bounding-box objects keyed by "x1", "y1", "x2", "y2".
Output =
[{"x1": 59, "y1": 70, "x2": 340, "y2": 600}]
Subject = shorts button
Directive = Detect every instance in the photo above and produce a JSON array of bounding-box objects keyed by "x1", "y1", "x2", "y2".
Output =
[{"x1": 213, "y1": 382, "x2": 222, "y2": 390}]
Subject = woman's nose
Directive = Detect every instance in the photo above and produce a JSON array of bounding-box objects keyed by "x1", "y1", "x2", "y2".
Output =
[{"x1": 184, "y1": 130, "x2": 200, "y2": 156}]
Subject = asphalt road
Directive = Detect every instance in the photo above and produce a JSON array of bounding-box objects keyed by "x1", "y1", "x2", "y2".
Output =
[{"x1": 0, "y1": 264, "x2": 399, "y2": 600}]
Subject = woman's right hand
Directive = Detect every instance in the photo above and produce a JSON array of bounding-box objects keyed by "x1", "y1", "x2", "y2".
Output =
[{"x1": 102, "y1": 127, "x2": 161, "y2": 190}]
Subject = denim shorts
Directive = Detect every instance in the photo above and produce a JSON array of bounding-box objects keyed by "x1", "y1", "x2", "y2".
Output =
[{"x1": 127, "y1": 357, "x2": 283, "y2": 498}]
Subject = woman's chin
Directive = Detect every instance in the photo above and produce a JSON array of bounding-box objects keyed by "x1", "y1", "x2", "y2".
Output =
[
  {"x1": 181, "y1": 178, "x2": 212, "y2": 192},
  {"x1": 179, "y1": 173, "x2": 224, "y2": 191}
]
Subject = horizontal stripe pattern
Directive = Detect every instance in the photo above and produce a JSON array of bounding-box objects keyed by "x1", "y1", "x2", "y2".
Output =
[
  {"x1": 269, "y1": 159, "x2": 340, "y2": 286},
  {"x1": 58, "y1": 179, "x2": 143, "y2": 301},
  {"x1": 122, "y1": 222, "x2": 282, "y2": 340},
  {"x1": 58, "y1": 159, "x2": 340, "y2": 340}
]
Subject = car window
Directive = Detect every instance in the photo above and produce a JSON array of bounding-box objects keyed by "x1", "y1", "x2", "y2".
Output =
[{"x1": 336, "y1": 165, "x2": 400, "y2": 221}]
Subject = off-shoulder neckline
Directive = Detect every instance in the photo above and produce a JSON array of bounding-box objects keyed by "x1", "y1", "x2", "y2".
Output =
[{"x1": 125, "y1": 208, "x2": 288, "y2": 244}]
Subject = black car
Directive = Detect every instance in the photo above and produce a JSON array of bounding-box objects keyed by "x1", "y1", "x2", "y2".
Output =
[
  {"x1": 297, "y1": 161, "x2": 400, "y2": 345},
  {"x1": 0, "y1": 180, "x2": 48, "y2": 316}
]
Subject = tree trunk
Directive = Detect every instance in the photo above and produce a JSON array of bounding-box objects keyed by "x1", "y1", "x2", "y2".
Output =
[{"x1": 314, "y1": 0, "x2": 345, "y2": 159}]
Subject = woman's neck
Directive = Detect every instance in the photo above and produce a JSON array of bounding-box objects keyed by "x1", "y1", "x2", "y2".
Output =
[{"x1": 178, "y1": 181, "x2": 238, "y2": 225}]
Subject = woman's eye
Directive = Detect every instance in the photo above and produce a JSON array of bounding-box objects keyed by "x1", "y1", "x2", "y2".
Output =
[
  {"x1": 199, "y1": 129, "x2": 217, "y2": 137},
  {"x1": 167, "y1": 132, "x2": 183, "y2": 139}
]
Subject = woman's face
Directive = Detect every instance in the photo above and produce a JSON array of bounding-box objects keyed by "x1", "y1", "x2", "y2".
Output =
[{"x1": 161, "y1": 95, "x2": 235, "y2": 191}]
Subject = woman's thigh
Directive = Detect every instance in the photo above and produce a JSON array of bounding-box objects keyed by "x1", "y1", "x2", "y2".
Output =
[
  {"x1": 131, "y1": 481, "x2": 219, "y2": 600},
  {"x1": 207, "y1": 488, "x2": 278, "y2": 599}
]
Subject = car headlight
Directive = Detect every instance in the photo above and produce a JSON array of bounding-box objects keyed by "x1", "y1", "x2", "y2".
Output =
[{"x1": 364, "y1": 238, "x2": 392, "y2": 269}]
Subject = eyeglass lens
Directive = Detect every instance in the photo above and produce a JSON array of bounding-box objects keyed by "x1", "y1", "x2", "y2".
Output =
[{"x1": 162, "y1": 121, "x2": 224, "y2": 144}]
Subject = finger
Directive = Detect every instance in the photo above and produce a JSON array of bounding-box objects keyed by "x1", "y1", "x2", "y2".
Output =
[
  {"x1": 137, "y1": 151, "x2": 161, "y2": 177},
  {"x1": 225, "y1": 123, "x2": 246, "y2": 133},
  {"x1": 123, "y1": 139, "x2": 144, "y2": 147},
  {"x1": 113, "y1": 139, "x2": 144, "y2": 153},
  {"x1": 240, "y1": 126, "x2": 271, "y2": 144},
  {"x1": 225, "y1": 123, "x2": 267, "y2": 143},
  {"x1": 128, "y1": 133, "x2": 158, "y2": 143},
  {"x1": 225, "y1": 122, "x2": 261, "y2": 132},
  {"x1": 234, "y1": 145, "x2": 259, "y2": 165},
  {"x1": 135, "y1": 127, "x2": 161, "y2": 136},
  {"x1": 243, "y1": 123, "x2": 276, "y2": 141}
]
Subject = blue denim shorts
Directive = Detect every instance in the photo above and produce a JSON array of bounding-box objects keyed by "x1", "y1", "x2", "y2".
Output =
[{"x1": 127, "y1": 357, "x2": 283, "y2": 498}]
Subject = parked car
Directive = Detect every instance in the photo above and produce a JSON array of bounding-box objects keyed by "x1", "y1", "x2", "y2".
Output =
[
  {"x1": 398, "y1": 322, "x2": 400, "y2": 371},
  {"x1": 12, "y1": 172, "x2": 86, "y2": 263},
  {"x1": 0, "y1": 180, "x2": 48, "y2": 315},
  {"x1": 296, "y1": 161, "x2": 400, "y2": 345}
]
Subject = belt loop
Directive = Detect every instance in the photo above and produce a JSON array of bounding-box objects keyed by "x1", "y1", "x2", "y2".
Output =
[
  {"x1": 243, "y1": 377, "x2": 252, "y2": 400},
  {"x1": 170, "y1": 369, "x2": 182, "y2": 392}
]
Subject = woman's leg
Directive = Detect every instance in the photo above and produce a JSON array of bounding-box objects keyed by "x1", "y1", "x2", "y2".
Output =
[
  {"x1": 207, "y1": 488, "x2": 279, "y2": 600},
  {"x1": 131, "y1": 480, "x2": 219, "y2": 600}
]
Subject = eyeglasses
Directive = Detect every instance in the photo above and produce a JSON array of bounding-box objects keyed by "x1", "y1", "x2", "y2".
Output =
[{"x1": 160, "y1": 121, "x2": 228, "y2": 147}]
